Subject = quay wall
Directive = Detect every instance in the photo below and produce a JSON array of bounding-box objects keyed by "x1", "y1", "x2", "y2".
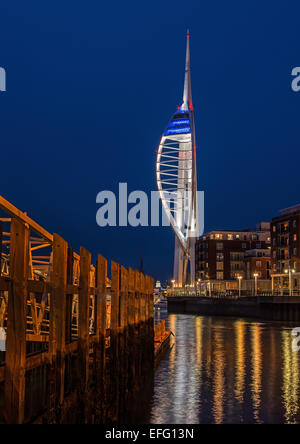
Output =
[{"x1": 167, "y1": 296, "x2": 300, "y2": 322}]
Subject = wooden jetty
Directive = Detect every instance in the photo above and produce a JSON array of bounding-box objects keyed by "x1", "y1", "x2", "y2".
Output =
[
  {"x1": 0, "y1": 195, "x2": 155, "y2": 424},
  {"x1": 154, "y1": 321, "x2": 172, "y2": 366}
]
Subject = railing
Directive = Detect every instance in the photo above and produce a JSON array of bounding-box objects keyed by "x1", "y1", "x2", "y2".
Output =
[{"x1": 167, "y1": 289, "x2": 300, "y2": 299}]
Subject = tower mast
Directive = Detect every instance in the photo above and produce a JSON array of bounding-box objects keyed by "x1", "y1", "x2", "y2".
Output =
[{"x1": 156, "y1": 30, "x2": 199, "y2": 287}]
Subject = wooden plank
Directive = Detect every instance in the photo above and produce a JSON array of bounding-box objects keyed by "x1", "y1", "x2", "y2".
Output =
[
  {"x1": 149, "y1": 277, "x2": 154, "y2": 320},
  {"x1": 0, "y1": 290, "x2": 8, "y2": 328},
  {"x1": 26, "y1": 334, "x2": 49, "y2": 343},
  {"x1": 140, "y1": 273, "x2": 146, "y2": 323},
  {"x1": 49, "y1": 233, "x2": 68, "y2": 409},
  {"x1": 66, "y1": 248, "x2": 74, "y2": 344},
  {"x1": 128, "y1": 267, "x2": 135, "y2": 327},
  {"x1": 120, "y1": 266, "x2": 128, "y2": 329},
  {"x1": 119, "y1": 266, "x2": 129, "y2": 416},
  {"x1": 134, "y1": 270, "x2": 141, "y2": 325},
  {"x1": 96, "y1": 254, "x2": 107, "y2": 343},
  {"x1": 110, "y1": 260, "x2": 120, "y2": 422},
  {"x1": 78, "y1": 247, "x2": 91, "y2": 398},
  {"x1": 95, "y1": 254, "x2": 107, "y2": 422},
  {"x1": 0, "y1": 195, "x2": 53, "y2": 242},
  {"x1": 4, "y1": 218, "x2": 29, "y2": 424},
  {"x1": 111, "y1": 261, "x2": 120, "y2": 330}
]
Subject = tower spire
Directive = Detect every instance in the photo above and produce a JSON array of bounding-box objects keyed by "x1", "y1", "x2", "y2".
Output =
[{"x1": 181, "y1": 29, "x2": 193, "y2": 111}]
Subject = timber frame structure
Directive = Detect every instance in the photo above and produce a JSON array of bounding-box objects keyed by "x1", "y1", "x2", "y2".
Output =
[{"x1": 0, "y1": 195, "x2": 154, "y2": 424}]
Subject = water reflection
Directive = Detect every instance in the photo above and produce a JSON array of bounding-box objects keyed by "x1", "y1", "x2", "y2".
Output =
[
  {"x1": 282, "y1": 330, "x2": 299, "y2": 424},
  {"x1": 150, "y1": 305, "x2": 300, "y2": 424}
]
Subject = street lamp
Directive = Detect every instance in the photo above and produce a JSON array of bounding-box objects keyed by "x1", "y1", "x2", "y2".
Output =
[
  {"x1": 171, "y1": 280, "x2": 175, "y2": 288},
  {"x1": 284, "y1": 267, "x2": 295, "y2": 296},
  {"x1": 253, "y1": 273, "x2": 259, "y2": 297},
  {"x1": 208, "y1": 281, "x2": 212, "y2": 298},
  {"x1": 237, "y1": 275, "x2": 243, "y2": 298}
]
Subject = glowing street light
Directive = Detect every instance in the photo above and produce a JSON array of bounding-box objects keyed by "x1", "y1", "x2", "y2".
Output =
[
  {"x1": 237, "y1": 275, "x2": 243, "y2": 298},
  {"x1": 197, "y1": 278, "x2": 201, "y2": 296},
  {"x1": 284, "y1": 267, "x2": 295, "y2": 296},
  {"x1": 253, "y1": 273, "x2": 259, "y2": 297}
]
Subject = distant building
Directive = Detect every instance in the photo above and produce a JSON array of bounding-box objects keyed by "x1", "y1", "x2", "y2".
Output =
[
  {"x1": 195, "y1": 223, "x2": 271, "y2": 281},
  {"x1": 271, "y1": 205, "x2": 300, "y2": 274},
  {"x1": 244, "y1": 249, "x2": 271, "y2": 280}
]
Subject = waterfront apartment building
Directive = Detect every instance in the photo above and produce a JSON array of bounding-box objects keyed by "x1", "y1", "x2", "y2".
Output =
[
  {"x1": 195, "y1": 223, "x2": 271, "y2": 281},
  {"x1": 271, "y1": 205, "x2": 300, "y2": 274},
  {"x1": 244, "y1": 249, "x2": 271, "y2": 280}
]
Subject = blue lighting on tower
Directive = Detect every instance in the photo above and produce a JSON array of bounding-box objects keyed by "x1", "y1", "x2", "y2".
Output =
[{"x1": 164, "y1": 112, "x2": 191, "y2": 136}]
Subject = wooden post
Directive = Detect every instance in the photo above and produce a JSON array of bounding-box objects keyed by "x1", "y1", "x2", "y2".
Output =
[
  {"x1": 140, "y1": 273, "x2": 146, "y2": 324},
  {"x1": 95, "y1": 254, "x2": 107, "y2": 422},
  {"x1": 66, "y1": 248, "x2": 74, "y2": 344},
  {"x1": 111, "y1": 261, "x2": 120, "y2": 331},
  {"x1": 145, "y1": 274, "x2": 149, "y2": 322},
  {"x1": 120, "y1": 266, "x2": 128, "y2": 330},
  {"x1": 134, "y1": 270, "x2": 142, "y2": 382},
  {"x1": 128, "y1": 267, "x2": 136, "y2": 390},
  {"x1": 4, "y1": 218, "x2": 29, "y2": 424},
  {"x1": 110, "y1": 260, "x2": 120, "y2": 421},
  {"x1": 48, "y1": 234, "x2": 68, "y2": 421},
  {"x1": 128, "y1": 267, "x2": 135, "y2": 328},
  {"x1": 78, "y1": 247, "x2": 91, "y2": 422},
  {"x1": 134, "y1": 270, "x2": 140, "y2": 327},
  {"x1": 119, "y1": 266, "x2": 129, "y2": 421}
]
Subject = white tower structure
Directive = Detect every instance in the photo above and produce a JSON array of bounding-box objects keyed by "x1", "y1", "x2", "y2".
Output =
[{"x1": 156, "y1": 31, "x2": 199, "y2": 287}]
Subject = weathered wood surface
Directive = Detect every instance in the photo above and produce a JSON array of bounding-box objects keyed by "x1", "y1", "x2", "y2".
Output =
[{"x1": 4, "y1": 219, "x2": 29, "y2": 424}]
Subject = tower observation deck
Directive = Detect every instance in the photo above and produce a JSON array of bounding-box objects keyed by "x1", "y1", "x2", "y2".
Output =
[{"x1": 156, "y1": 31, "x2": 199, "y2": 287}]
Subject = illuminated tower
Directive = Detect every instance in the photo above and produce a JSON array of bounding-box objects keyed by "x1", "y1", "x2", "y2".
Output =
[{"x1": 156, "y1": 31, "x2": 199, "y2": 287}]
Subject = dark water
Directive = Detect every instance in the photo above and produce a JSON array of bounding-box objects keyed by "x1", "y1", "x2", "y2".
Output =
[{"x1": 148, "y1": 302, "x2": 300, "y2": 424}]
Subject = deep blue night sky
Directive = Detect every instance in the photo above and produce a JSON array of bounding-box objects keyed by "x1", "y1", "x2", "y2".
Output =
[{"x1": 1, "y1": 1, "x2": 300, "y2": 281}]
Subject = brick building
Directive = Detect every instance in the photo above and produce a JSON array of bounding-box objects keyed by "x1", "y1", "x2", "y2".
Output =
[
  {"x1": 271, "y1": 205, "x2": 300, "y2": 274},
  {"x1": 244, "y1": 249, "x2": 271, "y2": 280},
  {"x1": 195, "y1": 223, "x2": 271, "y2": 281}
]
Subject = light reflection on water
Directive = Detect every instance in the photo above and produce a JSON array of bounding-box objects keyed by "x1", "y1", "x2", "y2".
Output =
[{"x1": 150, "y1": 303, "x2": 300, "y2": 424}]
